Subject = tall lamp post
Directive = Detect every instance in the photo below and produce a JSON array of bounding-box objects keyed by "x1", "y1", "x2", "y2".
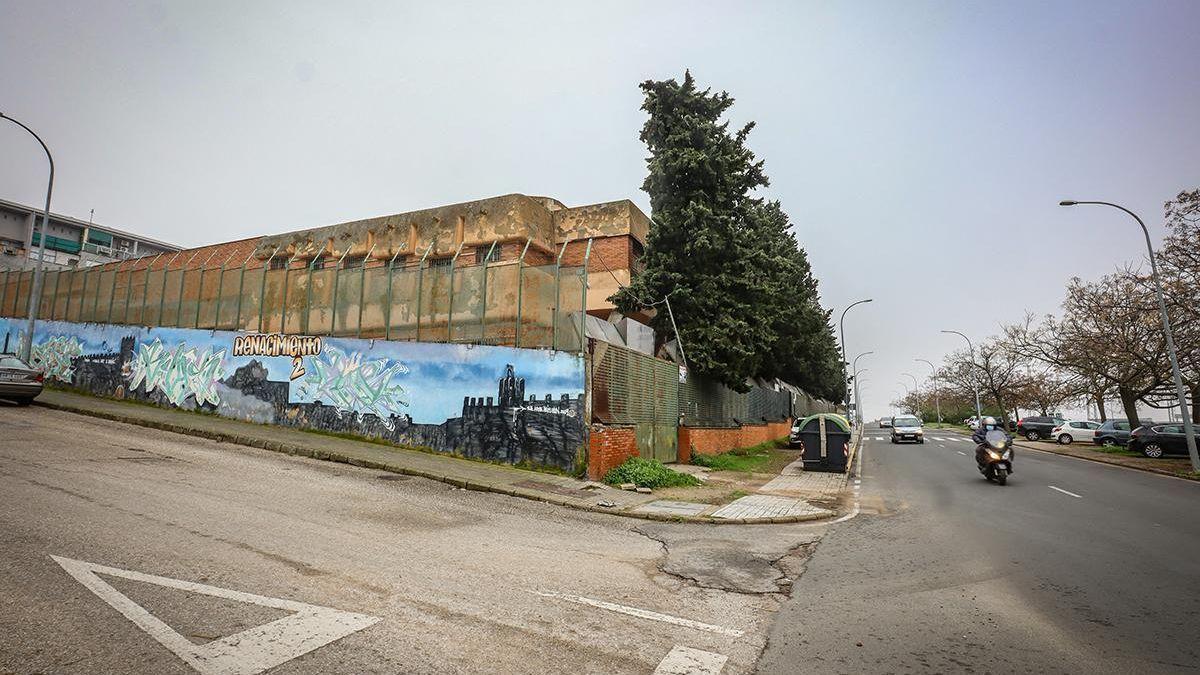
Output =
[
  {"x1": 852, "y1": 351, "x2": 874, "y2": 425},
  {"x1": 916, "y1": 358, "x2": 941, "y2": 424},
  {"x1": 1060, "y1": 200, "x2": 1198, "y2": 471},
  {"x1": 897, "y1": 382, "x2": 913, "y2": 413},
  {"x1": 839, "y1": 298, "x2": 874, "y2": 419},
  {"x1": 901, "y1": 372, "x2": 920, "y2": 417},
  {"x1": 942, "y1": 330, "x2": 983, "y2": 425},
  {"x1": 0, "y1": 113, "x2": 54, "y2": 362}
]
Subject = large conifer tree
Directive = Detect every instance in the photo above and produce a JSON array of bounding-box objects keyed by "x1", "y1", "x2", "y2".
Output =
[{"x1": 614, "y1": 71, "x2": 844, "y2": 400}]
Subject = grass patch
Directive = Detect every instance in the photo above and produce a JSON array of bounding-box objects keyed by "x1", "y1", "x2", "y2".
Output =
[
  {"x1": 690, "y1": 438, "x2": 792, "y2": 474},
  {"x1": 603, "y1": 457, "x2": 700, "y2": 489},
  {"x1": 1093, "y1": 443, "x2": 1141, "y2": 457}
]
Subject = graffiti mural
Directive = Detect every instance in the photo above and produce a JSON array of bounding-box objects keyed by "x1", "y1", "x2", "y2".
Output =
[{"x1": 2, "y1": 318, "x2": 586, "y2": 471}]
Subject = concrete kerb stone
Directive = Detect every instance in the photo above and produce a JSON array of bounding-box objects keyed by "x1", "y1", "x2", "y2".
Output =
[{"x1": 32, "y1": 397, "x2": 844, "y2": 525}]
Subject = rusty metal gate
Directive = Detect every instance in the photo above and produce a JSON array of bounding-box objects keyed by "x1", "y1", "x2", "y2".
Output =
[{"x1": 589, "y1": 339, "x2": 679, "y2": 463}]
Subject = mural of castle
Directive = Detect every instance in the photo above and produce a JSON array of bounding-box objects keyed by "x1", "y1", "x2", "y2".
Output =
[{"x1": 1, "y1": 318, "x2": 586, "y2": 471}]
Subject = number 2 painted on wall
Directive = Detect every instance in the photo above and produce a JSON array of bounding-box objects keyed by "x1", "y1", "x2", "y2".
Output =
[{"x1": 290, "y1": 356, "x2": 306, "y2": 381}]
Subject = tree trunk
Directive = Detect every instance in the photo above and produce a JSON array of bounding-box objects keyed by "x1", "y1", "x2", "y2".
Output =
[
  {"x1": 1191, "y1": 383, "x2": 1200, "y2": 425},
  {"x1": 1118, "y1": 386, "x2": 1140, "y2": 428},
  {"x1": 1094, "y1": 393, "x2": 1107, "y2": 422}
]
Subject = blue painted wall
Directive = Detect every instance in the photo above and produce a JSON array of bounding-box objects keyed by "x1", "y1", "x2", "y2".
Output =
[{"x1": 1, "y1": 318, "x2": 587, "y2": 471}]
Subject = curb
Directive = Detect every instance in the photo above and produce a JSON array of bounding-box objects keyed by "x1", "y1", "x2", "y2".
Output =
[
  {"x1": 32, "y1": 398, "x2": 843, "y2": 525},
  {"x1": 944, "y1": 430, "x2": 1198, "y2": 482}
]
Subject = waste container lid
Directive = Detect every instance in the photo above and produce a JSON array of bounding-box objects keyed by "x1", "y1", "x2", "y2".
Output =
[{"x1": 797, "y1": 413, "x2": 852, "y2": 433}]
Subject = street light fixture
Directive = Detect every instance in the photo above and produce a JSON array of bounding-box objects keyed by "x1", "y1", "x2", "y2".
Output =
[
  {"x1": 942, "y1": 330, "x2": 983, "y2": 425},
  {"x1": 916, "y1": 358, "x2": 941, "y2": 424},
  {"x1": 901, "y1": 372, "x2": 920, "y2": 417},
  {"x1": 852, "y1": 351, "x2": 874, "y2": 425},
  {"x1": 0, "y1": 112, "x2": 54, "y2": 363},
  {"x1": 839, "y1": 298, "x2": 874, "y2": 419},
  {"x1": 1060, "y1": 199, "x2": 1198, "y2": 472}
]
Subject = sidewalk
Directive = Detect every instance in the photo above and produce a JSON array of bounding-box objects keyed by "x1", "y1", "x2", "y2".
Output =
[{"x1": 34, "y1": 389, "x2": 854, "y2": 523}]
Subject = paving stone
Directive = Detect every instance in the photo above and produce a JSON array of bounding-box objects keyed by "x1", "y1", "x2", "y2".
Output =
[{"x1": 632, "y1": 500, "x2": 711, "y2": 517}]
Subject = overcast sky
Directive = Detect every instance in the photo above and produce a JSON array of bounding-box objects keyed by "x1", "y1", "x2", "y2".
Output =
[{"x1": 3, "y1": 0, "x2": 1198, "y2": 418}]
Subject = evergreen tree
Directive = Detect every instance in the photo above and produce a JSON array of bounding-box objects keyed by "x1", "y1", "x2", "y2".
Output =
[{"x1": 614, "y1": 71, "x2": 844, "y2": 400}]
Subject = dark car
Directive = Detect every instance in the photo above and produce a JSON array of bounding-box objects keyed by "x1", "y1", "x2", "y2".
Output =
[
  {"x1": 1093, "y1": 419, "x2": 1136, "y2": 447},
  {"x1": 0, "y1": 354, "x2": 44, "y2": 405},
  {"x1": 1128, "y1": 424, "x2": 1192, "y2": 458},
  {"x1": 1016, "y1": 415, "x2": 1065, "y2": 441}
]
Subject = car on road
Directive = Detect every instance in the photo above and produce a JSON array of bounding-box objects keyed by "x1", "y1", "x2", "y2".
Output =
[
  {"x1": 1128, "y1": 424, "x2": 1192, "y2": 458},
  {"x1": 1050, "y1": 420, "x2": 1100, "y2": 445},
  {"x1": 1017, "y1": 415, "x2": 1066, "y2": 441},
  {"x1": 0, "y1": 354, "x2": 44, "y2": 405},
  {"x1": 890, "y1": 415, "x2": 924, "y2": 443},
  {"x1": 879, "y1": 417, "x2": 892, "y2": 428}
]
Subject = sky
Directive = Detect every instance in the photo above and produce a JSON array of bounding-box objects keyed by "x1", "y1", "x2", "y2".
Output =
[{"x1": 2, "y1": 0, "x2": 1198, "y2": 419}]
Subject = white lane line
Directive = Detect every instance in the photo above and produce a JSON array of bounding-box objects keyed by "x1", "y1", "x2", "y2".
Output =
[
  {"x1": 51, "y1": 555, "x2": 380, "y2": 675},
  {"x1": 1048, "y1": 485, "x2": 1083, "y2": 499},
  {"x1": 956, "y1": 450, "x2": 967, "y2": 456},
  {"x1": 833, "y1": 439, "x2": 867, "y2": 524},
  {"x1": 529, "y1": 590, "x2": 744, "y2": 637},
  {"x1": 654, "y1": 646, "x2": 728, "y2": 675}
]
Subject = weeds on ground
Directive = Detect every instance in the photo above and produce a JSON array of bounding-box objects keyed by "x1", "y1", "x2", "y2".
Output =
[
  {"x1": 1093, "y1": 443, "x2": 1141, "y2": 458},
  {"x1": 691, "y1": 438, "x2": 791, "y2": 473},
  {"x1": 603, "y1": 457, "x2": 700, "y2": 489}
]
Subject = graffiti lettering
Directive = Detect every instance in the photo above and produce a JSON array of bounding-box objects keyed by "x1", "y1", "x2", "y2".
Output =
[
  {"x1": 516, "y1": 404, "x2": 576, "y2": 417},
  {"x1": 30, "y1": 335, "x2": 85, "y2": 382},
  {"x1": 233, "y1": 334, "x2": 322, "y2": 359},
  {"x1": 296, "y1": 346, "x2": 409, "y2": 428},
  {"x1": 129, "y1": 339, "x2": 226, "y2": 407}
]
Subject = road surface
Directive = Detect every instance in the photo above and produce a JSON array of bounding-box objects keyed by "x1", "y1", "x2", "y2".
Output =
[
  {"x1": 758, "y1": 426, "x2": 1200, "y2": 674},
  {"x1": 0, "y1": 405, "x2": 825, "y2": 675}
]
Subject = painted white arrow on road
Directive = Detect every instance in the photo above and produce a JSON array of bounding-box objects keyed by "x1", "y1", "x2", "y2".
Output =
[{"x1": 51, "y1": 555, "x2": 380, "y2": 675}]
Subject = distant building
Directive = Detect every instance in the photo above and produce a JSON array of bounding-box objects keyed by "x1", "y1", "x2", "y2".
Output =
[{"x1": 0, "y1": 197, "x2": 180, "y2": 270}]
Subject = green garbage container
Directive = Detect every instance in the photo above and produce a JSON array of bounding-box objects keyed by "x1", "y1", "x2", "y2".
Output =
[{"x1": 796, "y1": 413, "x2": 852, "y2": 472}]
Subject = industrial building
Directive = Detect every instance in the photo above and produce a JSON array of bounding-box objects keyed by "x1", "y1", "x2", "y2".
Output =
[{"x1": 0, "y1": 197, "x2": 179, "y2": 270}]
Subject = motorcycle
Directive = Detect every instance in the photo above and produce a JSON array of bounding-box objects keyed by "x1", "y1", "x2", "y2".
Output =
[{"x1": 976, "y1": 429, "x2": 1013, "y2": 485}]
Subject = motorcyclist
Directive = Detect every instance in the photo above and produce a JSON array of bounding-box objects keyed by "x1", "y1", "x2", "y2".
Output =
[{"x1": 973, "y1": 416, "x2": 1015, "y2": 470}]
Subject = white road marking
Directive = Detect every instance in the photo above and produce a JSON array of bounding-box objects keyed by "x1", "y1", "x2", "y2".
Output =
[
  {"x1": 654, "y1": 645, "x2": 728, "y2": 674},
  {"x1": 51, "y1": 555, "x2": 380, "y2": 675},
  {"x1": 833, "y1": 438, "x2": 866, "y2": 524},
  {"x1": 1048, "y1": 485, "x2": 1083, "y2": 499},
  {"x1": 528, "y1": 590, "x2": 743, "y2": 637},
  {"x1": 956, "y1": 450, "x2": 967, "y2": 456}
]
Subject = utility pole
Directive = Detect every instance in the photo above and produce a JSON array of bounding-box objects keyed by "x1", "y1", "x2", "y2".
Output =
[
  {"x1": 1, "y1": 113, "x2": 54, "y2": 363},
  {"x1": 839, "y1": 298, "x2": 873, "y2": 419},
  {"x1": 943, "y1": 330, "x2": 983, "y2": 425},
  {"x1": 916, "y1": 358, "x2": 941, "y2": 424}
]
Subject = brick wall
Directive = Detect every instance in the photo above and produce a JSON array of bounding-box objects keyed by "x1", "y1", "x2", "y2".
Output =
[
  {"x1": 560, "y1": 235, "x2": 636, "y2": 272},
  {"x1": 587, "y1": 424, "x2": 639, "y2": 480},
  {"x1": 680, "y1": 419, "x2": 794, "y2": 457}
]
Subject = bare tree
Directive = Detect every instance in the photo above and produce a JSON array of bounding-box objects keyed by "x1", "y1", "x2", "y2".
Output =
[{"x1": 939, "y1": 338, "x2": 1030, "y2": 428}]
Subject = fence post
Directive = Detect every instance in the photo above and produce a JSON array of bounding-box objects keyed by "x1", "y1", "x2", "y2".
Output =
[
  {"x1": 50, "y1": 266, "x2": 64, "y2": 320},
  {"x1": 356, "y1": 243, "x2": 376, "y2": 339},
  {"x1": 121, "y1": 262, "x2": 135, "y2": 325},
  {"x1": 578, "y1": 238, "x2": 593, "y2": 353},
  {"x1": 383, "y1": 246, "x2": 403, "y2": 341},
  {"x1": 175, "y1": 250, "x2": 203, "y2": 327},
  {"x1": 514, "y1": 238, "x2": 531, "y2": 347},
  {"x1": 193, "y1": 249, "x2": 220, "y2": 329},
  {"x1": 278, "y1": 249, "x2": 302, "y2": 334},
  {"x1": 445, "y1": 241, "x2": 465, "y2": 343},
  {"x1": 89, "y1": 265, "x2": 105, "y2": 322},
  {"x1": 157, "y1": 251, "x2": 182, "y2": 326},
  {"x1": 552, "y1": 239, "x2": 571, "y2": 350},
  {"x1": 212, "y1": 250, "x2": 238, "y2": 331},
  {"x1": 136, "y1": 253, "x2": 162, "y2": 326},
  {"x1": 0, "y1": 270, "x2": 9, "y2": 316},
  {"x1": 304, "y1": 248, "x2": 326, "y2": 335},
  {"x1": 257, "y1": 246, "x2": 280, "y2": 332},
  {"x1": 478, "y1": 241, "x2": 497, "y2": 343},
  {"x1": 328, "y1": 246, "x2": 351, "y2": 336},
  {"x1": 414, "y1": 243, "x2": 433, "y2": 341}
]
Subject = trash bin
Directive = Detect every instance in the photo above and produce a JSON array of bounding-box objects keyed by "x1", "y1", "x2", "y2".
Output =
[{"x1": 796, "y1": 413, "x2": 852, "y2": 472}]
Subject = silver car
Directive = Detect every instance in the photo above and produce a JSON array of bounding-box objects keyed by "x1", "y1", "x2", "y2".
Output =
[
  {"x1": 0, "y1": 354, "x2": 44, "y2": 405},
  {"x1": 890, "y1": 415, "x2": 925, "y2": 444}
]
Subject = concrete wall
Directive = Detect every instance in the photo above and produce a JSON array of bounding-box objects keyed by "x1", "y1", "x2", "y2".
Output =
[{"x1": 2, "y1": 317, "x2": 587, "y2": 472}]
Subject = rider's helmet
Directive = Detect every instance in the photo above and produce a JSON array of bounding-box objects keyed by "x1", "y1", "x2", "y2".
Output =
[{"x1": 983, "y1": 416, "x2": 998, "y2": 429}]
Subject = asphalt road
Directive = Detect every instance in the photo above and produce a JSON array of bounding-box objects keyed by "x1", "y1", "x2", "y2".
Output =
[
  {"x1": 757, "y1": 427, "x2": 1200, "y2": 674},
  {"x1": 0, "y1": 405, "x2": 828, "y2": 675}
]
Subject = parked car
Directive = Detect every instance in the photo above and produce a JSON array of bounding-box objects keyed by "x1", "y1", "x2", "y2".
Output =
[
  {"x1": 890, "y1": 415, "x2": 924, "y2": 444},
  {"x1": 1093, "y1": 419, "x2": 1135, "y2": 446},
  {"x1": 1017, "y1": 415, "x2": 1066, "y2": 441},
  {"x1": 0, "y1": 354, "x2": 44, "y2": 405},
  {"x1": 1128, "y1": 424, "x2": 1191, "y2": 458},
  {"x1": 879, "y1": 417, "x2": 893, "y2": 428},
  {"x1": 1050, "y1": 420, "x2": 1100, "y2": 445}
]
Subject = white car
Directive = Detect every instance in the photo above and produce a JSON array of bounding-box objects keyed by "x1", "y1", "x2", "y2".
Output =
[
  {"x1": 1051, "y1": 420, "x2": 1100, "y2": 445},
  {"x1": 890, "y1": 415, "x2": 925, "y2": 444}
]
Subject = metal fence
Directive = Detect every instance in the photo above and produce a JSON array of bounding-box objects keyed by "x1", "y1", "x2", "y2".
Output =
[
  {"x1": 590, "y1": 340, "x2": 680, "y2": 463},
  {"x1": 0, "y1": 249, "x2": 590, "y2": 352}
]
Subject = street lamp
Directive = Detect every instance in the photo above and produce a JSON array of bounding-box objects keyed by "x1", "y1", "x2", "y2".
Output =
[
  {"x1": 0, "y1": 113, "x2": 54, "y2": 363},
  {"x1": 852, "y1": 351, "x2": 874, "y2": 425},
  {"x1": 942, "y1": 330, "x2": 983, "y2": 425},
  {"x1": 901, "y1": 372, "x2": 920, "y2": 417},
  {"x1": 839, "y1": 298, "x2": 874, "y2": 416},
  {"x1": 916, "y1": 358, "x2": 941, "y2": 424},
  {"x1": 1060, "y1": 199, "x2": 1198, "y2": 471}
]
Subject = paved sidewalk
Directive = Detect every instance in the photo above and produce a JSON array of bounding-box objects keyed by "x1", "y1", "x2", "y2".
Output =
[{"x1": 33, "y1": 389, "x2": 849, "y2": 523}]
